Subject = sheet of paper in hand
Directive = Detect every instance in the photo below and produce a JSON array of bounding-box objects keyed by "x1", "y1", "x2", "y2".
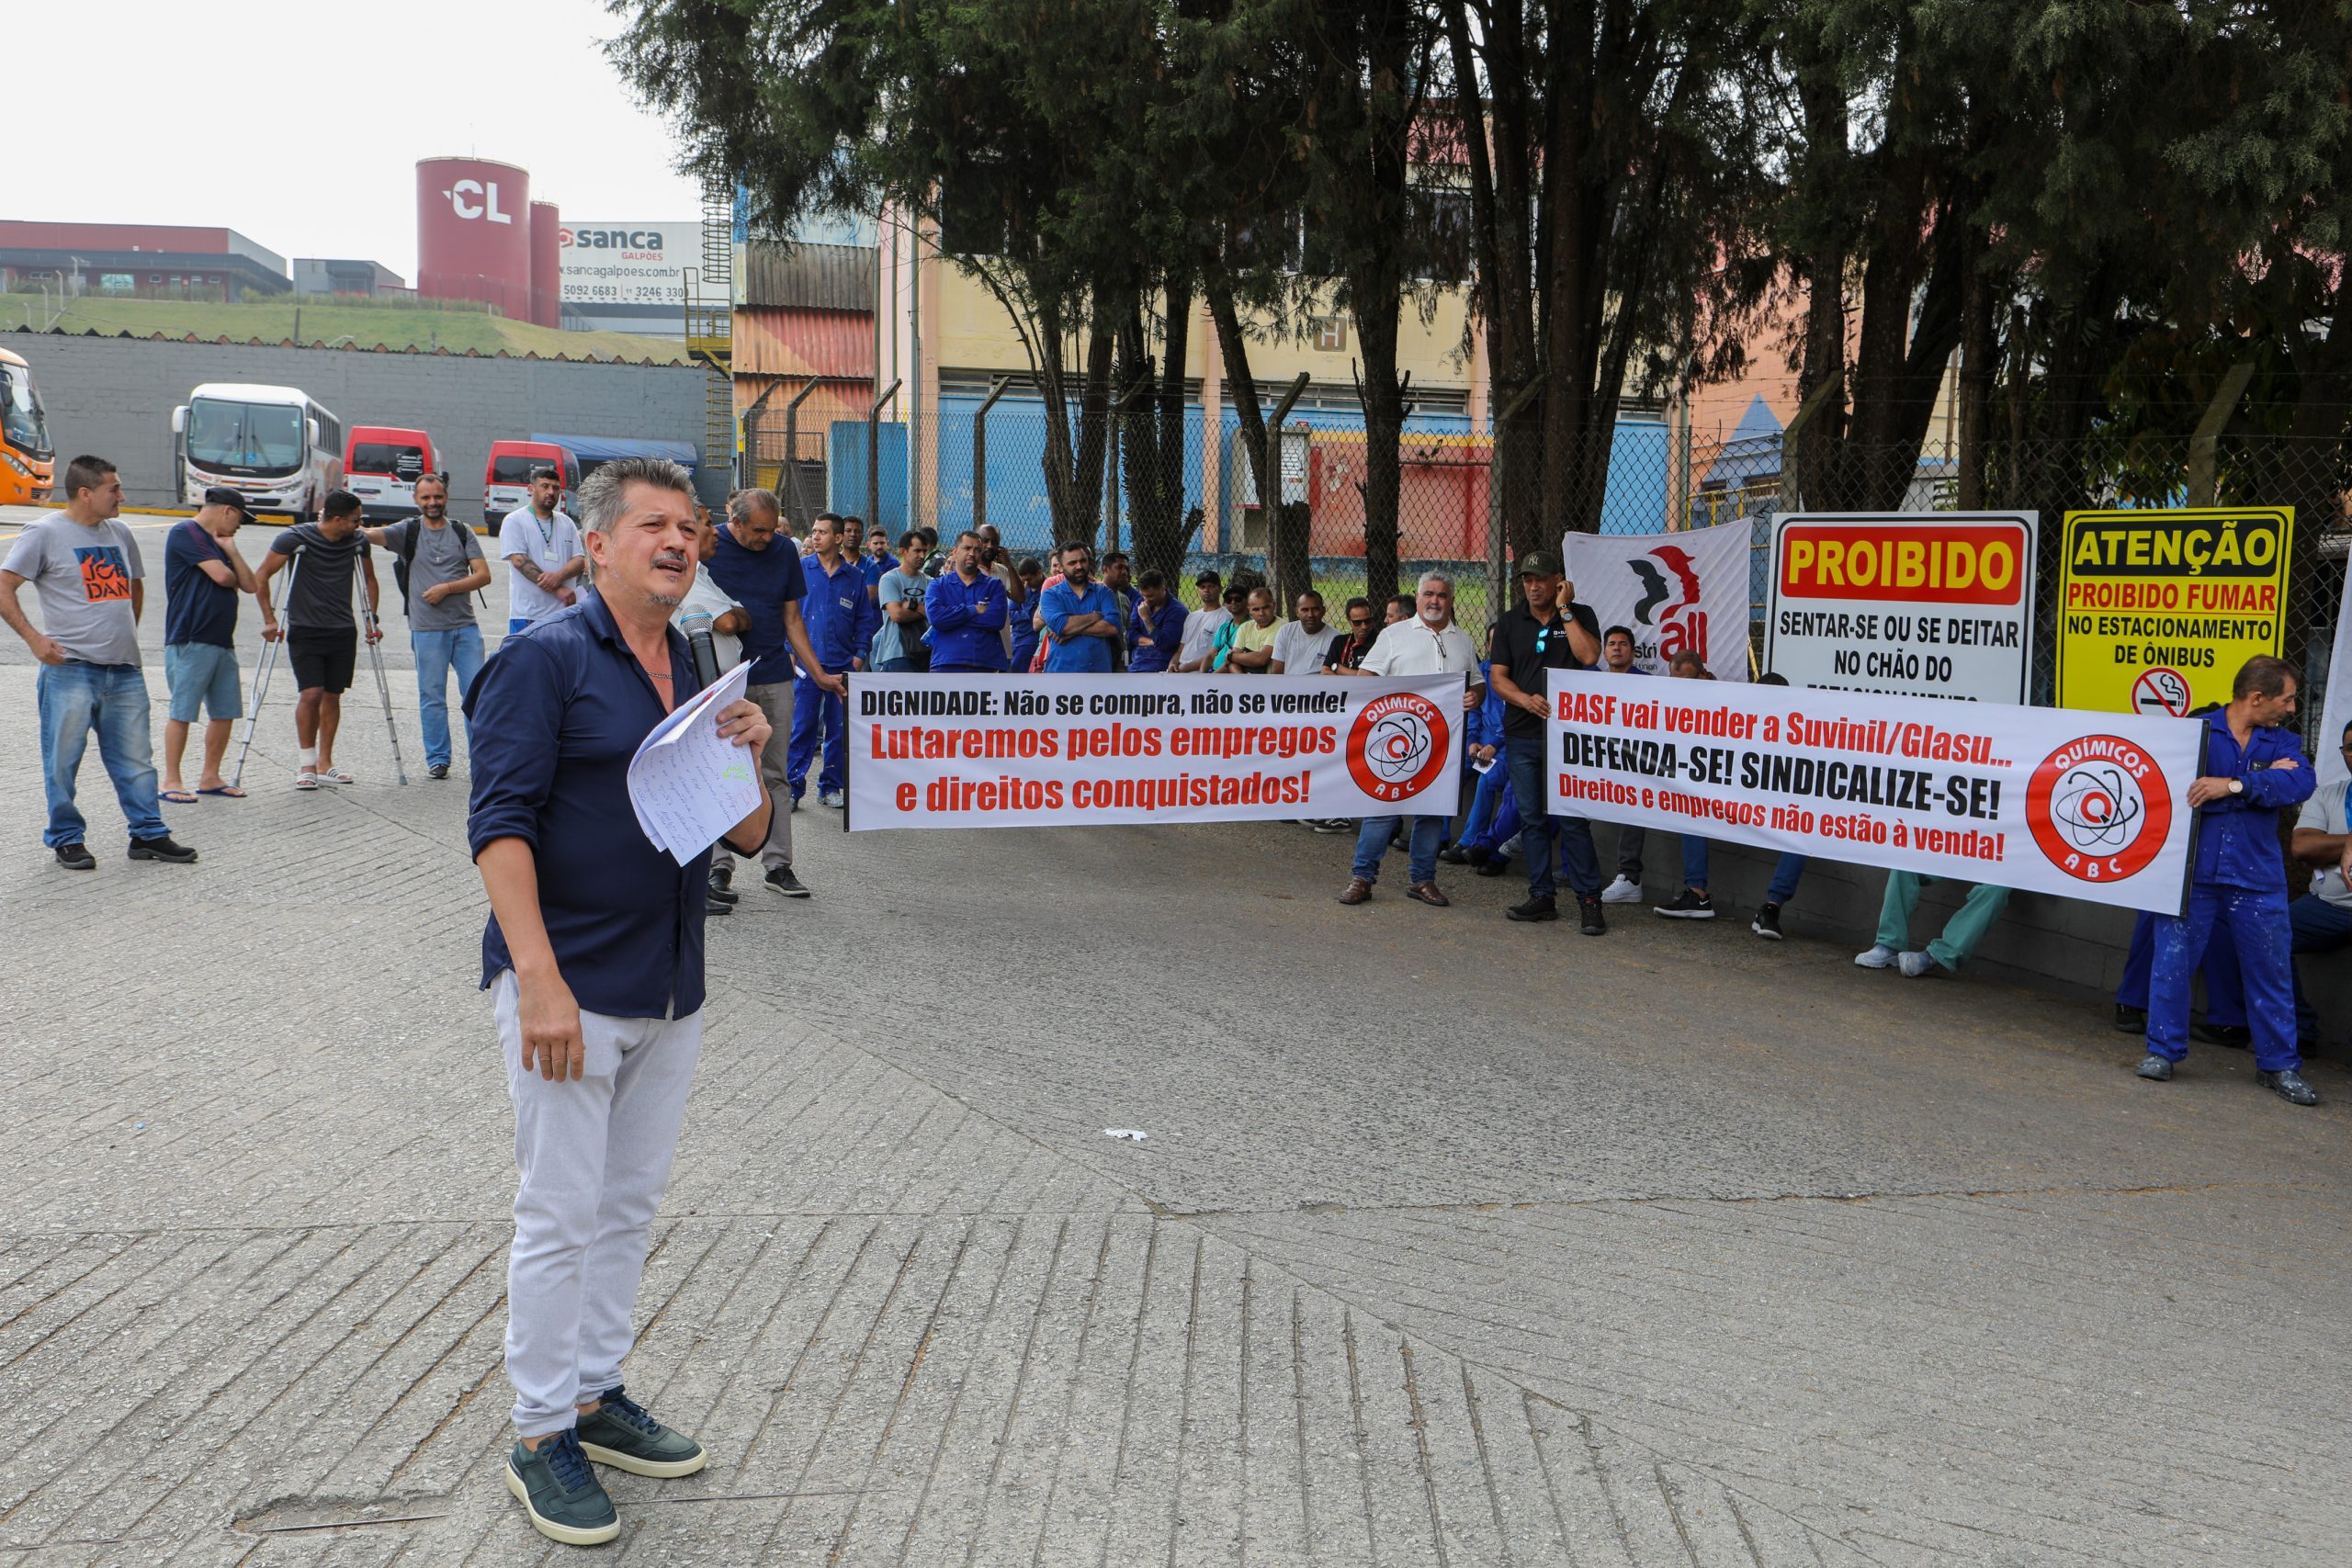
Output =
[{"x1": 626, "y1": 660, "x2": 762, "y2": 863}]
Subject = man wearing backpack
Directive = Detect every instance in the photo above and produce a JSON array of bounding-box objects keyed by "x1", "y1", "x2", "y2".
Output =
[{"x1": 359, "y1": 472, "x2": 489, "y2": 780}]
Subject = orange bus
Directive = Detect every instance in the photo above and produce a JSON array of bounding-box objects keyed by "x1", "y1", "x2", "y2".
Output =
[{"x1": 0, "y1": 347, "x2": 54, "y2": 506}]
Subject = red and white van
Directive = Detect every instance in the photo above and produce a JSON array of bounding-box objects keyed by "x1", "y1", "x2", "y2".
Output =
[
  {"x1": 344, "y1": 425, "x2": 437, "y2": 522},
  {"x1": 483, "y1": 440, "x2": 580, "y2": 530}
]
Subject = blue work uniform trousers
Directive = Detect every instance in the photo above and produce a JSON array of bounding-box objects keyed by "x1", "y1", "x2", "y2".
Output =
[
  {"x1": 786, "y1": 670, "x2": 848, "y2": 796},
  {"x1": 2118, "y1": 910, "x2": 2245, "y2": 1024},
  {"x1": 1503, "y1": 733, "x2": 1600, "y2": 899},
  {"x1": 2148, "y1": 884, "x2": 2298, "y2": 1072},
  {"x1": 38, "y1": 660, "x2": 166, "y2": 848},
  {"x1": 2288, "y1": 894, "x2": 2352, "y2": 1048}
]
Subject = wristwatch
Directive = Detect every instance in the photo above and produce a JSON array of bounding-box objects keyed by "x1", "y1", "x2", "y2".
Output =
[{"x1": 2229, "y1": 777, "x2": 2245, "y2": 795}]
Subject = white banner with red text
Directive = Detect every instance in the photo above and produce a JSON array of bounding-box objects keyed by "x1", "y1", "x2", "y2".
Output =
[
  {"x1": 845, "y1": 672, "x2": 1469, "y2": 830},
  {"x1": 1561, "y1": 518, "x2": 1753, "y2": 679},
  {"x1": 1544, "y1": 671, "x2": 2202, "y2": 913}
]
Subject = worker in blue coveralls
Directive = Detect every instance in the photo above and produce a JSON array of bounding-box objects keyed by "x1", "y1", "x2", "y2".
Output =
[
  {"x1": 2137, "y1": 655, "x2": 2319, "y2": 1106},
  {"x1": 787, "y1": 513, "x2": 878, "y2": 809}
]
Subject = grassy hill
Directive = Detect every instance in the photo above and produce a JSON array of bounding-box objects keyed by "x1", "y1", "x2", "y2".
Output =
[{"x1": 0, "y1": 293, "x2": 690, "y2": 365}]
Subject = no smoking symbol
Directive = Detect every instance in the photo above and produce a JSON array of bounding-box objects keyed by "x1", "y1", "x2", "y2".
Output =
[{"x1": 2132, "y1": 666, "x2": 2190, "y2": 717}]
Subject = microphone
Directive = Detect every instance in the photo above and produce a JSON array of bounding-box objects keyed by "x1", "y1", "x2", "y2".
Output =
[{"x1": 680, "y1": 608, "x2": 721, "y2": 690}]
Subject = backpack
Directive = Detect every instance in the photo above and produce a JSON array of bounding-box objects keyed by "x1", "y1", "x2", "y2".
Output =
[{"x1": 392, "y1": 520, "x2": 483, "y2": 616}]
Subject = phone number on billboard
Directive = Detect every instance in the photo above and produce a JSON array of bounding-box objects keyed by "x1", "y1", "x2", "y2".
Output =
[{"x1": 563, "y1": 285, "x2": 684, "y2": 302}]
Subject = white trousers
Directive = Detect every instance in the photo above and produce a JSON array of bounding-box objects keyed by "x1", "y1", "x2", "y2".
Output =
[{"x1": 495, "y1": 969, "x2": 703, "y2": 1436}]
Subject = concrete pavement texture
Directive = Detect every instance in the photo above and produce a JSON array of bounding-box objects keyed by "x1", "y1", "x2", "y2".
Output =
[{"x1": 3, "y1": 525, "x2": 2349, "y2": 1565}]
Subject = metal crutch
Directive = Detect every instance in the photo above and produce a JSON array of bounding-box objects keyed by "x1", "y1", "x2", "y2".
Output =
[
  {"x1": 230, "y1": 547, "x2": 300, "y2": 791},
  {"x1": 354, "y1": 563, "x2": 410, "y2": 784}
]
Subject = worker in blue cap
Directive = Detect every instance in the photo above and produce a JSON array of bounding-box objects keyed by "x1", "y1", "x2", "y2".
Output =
[{"x1": 2138, "y1": 655, "x2": 2319, "y2": 1104}]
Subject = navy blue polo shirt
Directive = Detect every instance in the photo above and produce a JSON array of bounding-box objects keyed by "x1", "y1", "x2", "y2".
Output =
[
  {"x1": 705, "y1": 525, "x2": 807, "y2": 684},
  {"x1": 464, "y1": 597, "x2": 712, "y2": 1019},
  {"x1": 163, "y1": 520, "x2": 239, "y2": 649}
]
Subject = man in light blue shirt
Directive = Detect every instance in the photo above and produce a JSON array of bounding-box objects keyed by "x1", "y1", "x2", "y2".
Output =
[
  {"x1": 871, "y1": 530, "x2": 932, "y2": 672},
  {"x1": 1039, "y1": 544, "x2": 1121, "y2": 673}
]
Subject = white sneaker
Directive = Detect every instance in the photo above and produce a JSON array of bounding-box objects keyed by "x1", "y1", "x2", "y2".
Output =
[
  {"x1": 1600, "y1": 875, "x2": 1643, "y2": 905},
  {"x1": 1854, "y1": 943, "x2": 1897, "y2": 969},
  {"x1": 820, "y1": 790, "x2": 846, "y2": 809},
  {"x1": 1897, "y1": 950, "x2": 1940, "y2": 978}
]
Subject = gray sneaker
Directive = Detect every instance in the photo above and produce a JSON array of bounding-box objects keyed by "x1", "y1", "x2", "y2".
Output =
[
  {"x1": 2136, "y1": 1055, "x2": 2175, "y2": 1082},
  {"x1": 819, "y1": 789, "x2": 847, "y2": 809},
  {"x1": 575, "y1": 1384, "x2": 709, "y2": 1478},
  {"x1": 504, "y1": 1429, "x2": 619, "y2": 1546},
  {"x1": 1854, "y1": 943, "x2": 1897, "y2": 969}
]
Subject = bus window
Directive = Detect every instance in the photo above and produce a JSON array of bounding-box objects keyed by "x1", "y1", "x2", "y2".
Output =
[
  {"x1": 1, "y1": 364, "x2": 50, "y2": 457},
  {"x1": 187, "y1": 399, "x2": 305, "y2": 475}
]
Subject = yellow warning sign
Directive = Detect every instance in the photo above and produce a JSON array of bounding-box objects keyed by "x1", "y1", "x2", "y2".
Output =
[{"x1": 2055, "y1": 507, "x2": 2291, "y2": 716}]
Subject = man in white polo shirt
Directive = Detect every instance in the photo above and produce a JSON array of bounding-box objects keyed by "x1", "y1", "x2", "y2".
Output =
[
  {"x1": 1336, "y1": 570, "x2": 1484, "y2": 908},
  {"x1": 499, "y1": 466, "x2": 587, "y2": 633}
]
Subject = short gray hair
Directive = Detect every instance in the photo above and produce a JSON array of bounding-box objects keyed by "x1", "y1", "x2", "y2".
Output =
[
  {"x1": 578, "y1": 457, "x2": 695, "y2": 536},
  {"x1": 727, "y1": 487, "x2": 781, "y2": 526},
  {"x1": 1417, "y1": 570, "x2": 1454, "y2": 594}
]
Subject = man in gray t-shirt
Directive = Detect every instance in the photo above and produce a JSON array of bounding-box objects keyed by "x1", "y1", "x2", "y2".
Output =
[
  {"x1": 361, "y1": 473, "x2": 490, "y2": 779},
  {"x1": 0, "y1": 454, "x2": 196, "y2": 866}
]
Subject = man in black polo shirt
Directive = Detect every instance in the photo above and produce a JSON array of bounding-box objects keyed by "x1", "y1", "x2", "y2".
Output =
[
  {"x1": 255, "y1": 490, "x2": 379, "y2": 789},
  {"x1": 1485, "y1": 549, "x2": 1607, "y2": 933},
  {"x1": 465, "y1": 456, "x2": 775, "y2": 1547}
]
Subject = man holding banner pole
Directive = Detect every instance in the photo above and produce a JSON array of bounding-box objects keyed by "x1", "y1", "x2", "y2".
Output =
[
  {"x1": 1485, "y1": 551, "x2": 1607, "y2": 934},
  {"x1": 2137, "y1": 655, "x2": 2318, "y2": 1105}
]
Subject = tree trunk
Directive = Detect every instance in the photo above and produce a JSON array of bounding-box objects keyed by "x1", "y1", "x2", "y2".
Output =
[
  {"x1": 1125, "y1": 272, "x2": 1196, "y2": 583},
  {"x1": 1358, "y1": 310, "x2": 1406, "y2": 606},
  {"x1": 1208, "y1": 280, "x2": 1268, "y2": 558}
]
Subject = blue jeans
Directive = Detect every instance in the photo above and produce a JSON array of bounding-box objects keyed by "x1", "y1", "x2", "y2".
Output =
[
  {"x1": 1503, "y1": 733, "x2": 1600, "y2": 899},
  {"x1": 2149, "y1": 885, "x2": 2298, "y2": 1072},
  {"x1": 2289, "y1": 895, "x2": 2352, "y2": 1046},
  {"x1": 788, "y1": 671, "x2": 848, "y2": 795},
  {"x1": 1354, "y1": 815, "x2": 1443, "y2": 886},
  {"x1": 875, "y1": 657, "x2": 918, "y2": 673},
  {"x1": 38, "y1": 660, "x2": 166, "y2": 847},
  {"x1": 412, "y1": 625, "x2": 485, "y2": 768},
  {"x1": 2119, "y1": 910, "x2": 2245, "y2": 1023},
  {"x1": 1679, "y1": 839, "x2": 1808, "y2": 904}
]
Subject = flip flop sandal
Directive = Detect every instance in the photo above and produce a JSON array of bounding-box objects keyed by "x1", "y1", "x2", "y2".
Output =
[
  {"x1": 197, "y1": 785, "x2": 246, "y2": 798},
  {"x1": 317, "y1": 768, "x2": 356, "y2": 785},
  {"x1": 160, "y1": 790, "x2": 198, "y2": 804},
  {"x1": 295, "y1": 772, "x2": 320, "y2": 791}
]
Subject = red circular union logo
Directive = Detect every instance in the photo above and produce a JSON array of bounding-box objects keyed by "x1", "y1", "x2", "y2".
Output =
[
  {"x1": 2025, "y1": 735, "x2": 2174, "y2": 884},
  {"x1": 1347, "y1": 692, "x2": 1452, "y2": 803}
]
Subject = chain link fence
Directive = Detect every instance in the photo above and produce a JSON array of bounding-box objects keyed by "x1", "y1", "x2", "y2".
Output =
[{"x1": 764, "y1": 391, "x2": 2349, "y2": 740}]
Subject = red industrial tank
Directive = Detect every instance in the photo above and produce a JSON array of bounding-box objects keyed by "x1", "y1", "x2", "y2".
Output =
[
  {"x1": 416, "y1": 157, "x2": 531, "y2": 316},
  {"x1": 528, "y1": 200, "x2": 561, "y2": 329}
]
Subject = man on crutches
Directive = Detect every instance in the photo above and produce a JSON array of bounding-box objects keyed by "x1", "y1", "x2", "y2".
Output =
[{"x1": 255, "y1": 490, "x2": 380, "y2": 790}]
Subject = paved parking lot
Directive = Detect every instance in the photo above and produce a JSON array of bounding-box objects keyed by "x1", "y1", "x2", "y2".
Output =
[{"x1": 3, "y1": 515, "x2": 2348, "y2": 1564}]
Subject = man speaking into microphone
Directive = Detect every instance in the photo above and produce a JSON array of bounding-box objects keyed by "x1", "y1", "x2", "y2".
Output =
[{"x1": 463, "y1": 457, "x2": 774, "y2": 1547}]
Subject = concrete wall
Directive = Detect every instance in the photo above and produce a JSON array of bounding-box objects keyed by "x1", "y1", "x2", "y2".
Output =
[
  {"x1": 1616, "y1": 830, "x2": 2352, "y2": 1049},
  {"x1": 7, "y1": 332, "x2": 710, "y2": 515}
]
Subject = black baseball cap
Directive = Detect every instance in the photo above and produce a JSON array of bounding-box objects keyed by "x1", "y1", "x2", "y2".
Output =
[
  {"x1": 200, "y1": 487, "x2": 256, "y2": 523},
  {"x1": 1517, "y1": 548, "x2": 1564, "y2": 578}
]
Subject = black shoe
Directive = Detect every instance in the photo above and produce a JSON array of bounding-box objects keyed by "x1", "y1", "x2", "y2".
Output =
[
  {"x1": 1751, "y1": 902, "x2": 1784, "y2": 940},
  {"x1": 1464, "y1": 844, "x2": 1492, "y2": 866},
  {"x1": 2192, "y1": 1021, "x2": 2253, "y2": 1050},
  {"x1": 2257, "y1": 1068, "x2": 2319, "y2": 1106},
  {"x1": 705, "y1": 895, "x2": 733, "y2": 916},
  {"x1": 127, "y1": 835, "x2": 198, "y2": 864},
  {"x1": 1655, "y1": 888, "x2": 1714, "y2": 919},
  {"x1": 705, "y1": 882, "x2": 738, "y2": 908},
  {"x1": 427, "y1": 762, "x2": 450, "y2": 780},
  {"x1": 1577, "y1": 896, "x2": 1607, "y2": 936},
  {"x1": 2136, "y1": 1054, "x2": 2174, "y2": 1082},
  {"x1": 1475, "y1": 856, "x2": 1511, "y2": 878},
  {"x1": 1437, "y1": 844, "x2": 1468, "y2": 865},
  {"x1": 712, "y1": 863, "x2": 734, "y2": 893},
  {"x1": 764, "y1": 866, "x2": 810, "y2": 897},
  {"x1": 1506, "y1": 894, "x2": 1557, "y2": 922},
  {"x1": 2113, "y1": 1003, "x2": 2146, "y2": 1033},
  {"x1": 53, "y1": 842, "x2": 96, "y2": 871}
]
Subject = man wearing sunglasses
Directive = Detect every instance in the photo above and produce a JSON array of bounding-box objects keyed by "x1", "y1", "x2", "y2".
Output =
[
  {"x1": 1323, "y1": 597, "x2": 1377, "y2": 673},
  {"x1": 1483, "y1": 550, "x2": 1607, "y2": 933}
]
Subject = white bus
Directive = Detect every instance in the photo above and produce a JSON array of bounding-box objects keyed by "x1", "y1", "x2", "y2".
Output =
[{"x1": 173, "y1": 383, "x2": 345, "y2": 521}]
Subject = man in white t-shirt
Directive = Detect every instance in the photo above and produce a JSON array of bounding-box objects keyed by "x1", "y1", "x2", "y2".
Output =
[
  {"x1": 1270, "y1": 591, "x2": 1331, "y2": 674},
  {"x1": 1170, "y1": 570, "x2": 1230, "y2": 672},
  {"x1": 498, "y1": 466, "x2": 587, "y2": 633},
  {"x1": 2289, "y1": 721, "x2": 2352, "y2": 1052},
  {"x1": 1337, "y1": 571, "x2": 1484, "y2": 908}
]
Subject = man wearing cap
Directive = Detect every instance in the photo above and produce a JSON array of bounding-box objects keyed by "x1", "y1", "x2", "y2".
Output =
[
  {"x1": 499, "y1": 466, "x2": 588, "y2": 634},
  {"x1": 160, "y1": 488, "x2": 260, "y2": 802},
  {"x1": 0, "y1": 454, "x2": 198, "y2": 868},
  {"x1": 1484, "y1": 550, "x2": 1607, "y2": 934}
]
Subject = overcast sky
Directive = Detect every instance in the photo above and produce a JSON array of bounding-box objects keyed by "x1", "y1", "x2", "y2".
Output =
[{"x1": 30, "y1": 0, "x2": 705, "y2": 283}]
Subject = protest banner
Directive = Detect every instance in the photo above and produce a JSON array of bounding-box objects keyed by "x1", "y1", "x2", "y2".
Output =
[
  {"x1": 1544, "y1": 671, "x2": 2201, "y2": 914},
  {"x1": 1561, "y1": 518, "x2": 1752, "y2": 679},
  {"x1": 2056, "y1": 506, "x2": 2291, "y2": 716},
  {"x1": 845, "y1": 672, "x2": 1468, "y2": 830},
  {"x1": 1764, "y1": 512, "x2": 2038, "y2": 702}
]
